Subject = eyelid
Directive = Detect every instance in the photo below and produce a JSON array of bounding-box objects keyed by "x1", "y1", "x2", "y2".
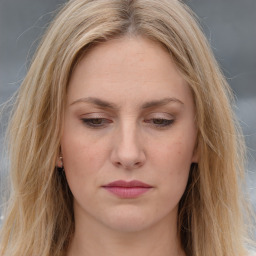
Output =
[
  {"x1": 79, "y1": 112, "x2": 175, "y2": 129},
  {"x1": 145, "y1": 112, "x2": 174, "y2": 119},
  {"x1": 143, "y1": 112, "x2": 175, "y2": 128},
  {"x1": 80, "y1": 112, "x2": 110, "y2": 118},
  {"x1": 80, "y1": 117, "x2": 112, "y2": 129}
]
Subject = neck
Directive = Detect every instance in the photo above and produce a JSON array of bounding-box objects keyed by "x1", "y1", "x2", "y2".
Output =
[{"x1": 66, "y1": 211, "x2": 185, "y2": 256}]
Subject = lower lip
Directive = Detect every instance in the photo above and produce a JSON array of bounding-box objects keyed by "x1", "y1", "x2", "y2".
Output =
[{"x1": 103, "y1": 187, "x2": 152, "y2": 198}]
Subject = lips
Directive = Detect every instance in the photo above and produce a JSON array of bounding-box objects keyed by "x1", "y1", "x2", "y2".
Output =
[{"x1": 102, "y1": 180, "x2": 153, "y2": 198}]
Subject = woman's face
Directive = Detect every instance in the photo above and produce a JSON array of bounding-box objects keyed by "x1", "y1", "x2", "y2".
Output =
[{"x1": 61, "y1": 36, "x2": 198, "y2": 233}]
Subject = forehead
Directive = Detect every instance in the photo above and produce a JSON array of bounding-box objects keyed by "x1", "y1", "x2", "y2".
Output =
[{"x1": 67, "y1": 36, "x2": 193, "y2": 109}]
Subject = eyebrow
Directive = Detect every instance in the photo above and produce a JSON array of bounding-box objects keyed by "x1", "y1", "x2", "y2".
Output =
[{"x1": 70, "y1": 96, "x2": 184, "y2": 109}]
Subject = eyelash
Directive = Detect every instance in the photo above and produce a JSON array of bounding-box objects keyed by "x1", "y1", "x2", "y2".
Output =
[
  {"x1": 81, "y1": 118, "x2": 174, "y2": 129},
  {"x1": 145, "y1": 118, "x2": 174, "y2": 128},
  {"x1": 81, "y1": 118, "x2": 112, "y2": 128}
]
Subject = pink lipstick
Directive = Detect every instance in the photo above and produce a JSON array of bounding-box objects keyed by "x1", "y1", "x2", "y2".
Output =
[{"x1": 102, "y1": 180, "x2": 153, "y2": 198}]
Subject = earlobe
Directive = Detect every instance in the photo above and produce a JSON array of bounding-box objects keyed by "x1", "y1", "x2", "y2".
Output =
[
  {"x1": 56, "y1": 156, "x2": 63, "y2": 168},
  {"x1": 192, "y1": 143, "x2": 200, "y2": 163},
  {"x1": 192, "y1": 151, "x2": 199, "y2": 163}
]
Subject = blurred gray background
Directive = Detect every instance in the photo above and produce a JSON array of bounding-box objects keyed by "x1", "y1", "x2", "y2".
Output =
[{"x1": 0, "y1": 0, "x2": 255, "y2": 225}]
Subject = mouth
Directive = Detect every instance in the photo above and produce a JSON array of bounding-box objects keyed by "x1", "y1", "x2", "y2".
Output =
[{"x1": 102, "y1": 180, "x2": 153, "y2": 199}]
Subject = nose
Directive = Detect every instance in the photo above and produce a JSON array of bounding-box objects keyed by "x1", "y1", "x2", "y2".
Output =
[{"x1": 110, "y1": 122, "x2": 146, "y2": 170}]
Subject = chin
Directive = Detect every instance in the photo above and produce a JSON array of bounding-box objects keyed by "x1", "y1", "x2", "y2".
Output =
[
  {"x1": 106, "y1": 217, "x2": 150, "y2": 233},
  {"x1": 101, "y1": 205, "x2": 161, "y2": 233}
]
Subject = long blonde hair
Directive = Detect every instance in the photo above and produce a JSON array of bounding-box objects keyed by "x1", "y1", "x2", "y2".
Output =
[{"x1": 0, "y1": 0, "x2": 254, "y2": 255}]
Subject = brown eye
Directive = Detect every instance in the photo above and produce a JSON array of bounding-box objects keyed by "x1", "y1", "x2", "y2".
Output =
[
  {"x1": 81, "y1": 118, "x2": 111, "y2": 128},
  {"x1": 153, "y1": 118, "x2": 174, "y2": 126},
  {"x1": 144, "y1": 118, "x2": 174, "y2": 128},
  {"x1": 91, "y1": 119, "x2": 103, "y2": 124}
]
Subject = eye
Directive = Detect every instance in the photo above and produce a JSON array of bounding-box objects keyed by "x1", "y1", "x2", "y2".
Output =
[
  {"x1": 81, "y1": 118, "x2": 112, "y2": 128},
  {"x1": 145, "y1": 118, "x2": 174, "y2": 128}
]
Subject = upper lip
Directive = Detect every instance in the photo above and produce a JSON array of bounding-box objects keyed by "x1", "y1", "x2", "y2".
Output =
[{"x1": 103, "y1": 180, "x2": 153, "y2": 188}]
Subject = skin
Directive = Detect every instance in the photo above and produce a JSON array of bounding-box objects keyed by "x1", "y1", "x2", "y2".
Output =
[{"x1": 61, "y1": 36, "x2": 198, "y2": 256}]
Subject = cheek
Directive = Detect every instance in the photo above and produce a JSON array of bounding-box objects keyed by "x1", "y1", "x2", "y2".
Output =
[
  {"x1": 61, "y1": 135, "x2": 85, "y2": 170},
  {"x1": 60, "y1": 130, "x2": 111, "y2": 179},
  {"x1": 60, "y1": 136, "x2": 104, "y2": 199},
  {"x1": 152, "y1": 136, "x2": 194, "y2": 192},
  {"x1": 155, "y1": 136, "x2": 194, "y2": 169}
]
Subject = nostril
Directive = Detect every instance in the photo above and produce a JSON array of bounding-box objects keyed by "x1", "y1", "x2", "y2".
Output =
[
  {"x1": 114, "y1": 160, "x2": 142, "y2": 169},
  {"x1": 135, "y1": 162, "x2": 141, "y2": 166},
  {"x1": 110, "y1": 141, "x2": 146, "y2": 169},
  {"x1": 117, "y1": 162, "x2": 122, "y2": 166}
]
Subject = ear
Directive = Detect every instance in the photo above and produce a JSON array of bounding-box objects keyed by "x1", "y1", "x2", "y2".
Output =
[
  {"x1": 56, "y1": 156, "x2": 63, "y2": 168},
  {"x1": 191, "y1": 142, "x2": 199, "y2": 163}
]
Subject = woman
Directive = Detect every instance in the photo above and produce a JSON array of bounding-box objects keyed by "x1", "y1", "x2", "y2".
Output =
[{"x1": 0, "y1": 0, "x2": 255, "y2": 255}]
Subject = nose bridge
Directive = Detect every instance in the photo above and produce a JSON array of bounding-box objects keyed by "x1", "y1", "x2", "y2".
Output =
[
  {"x1": 118, "y1": 118, "x2": 142, "y2": 158},
  {"x1": 111, "y1": 117, "x2": 145, "y2": 169}
]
